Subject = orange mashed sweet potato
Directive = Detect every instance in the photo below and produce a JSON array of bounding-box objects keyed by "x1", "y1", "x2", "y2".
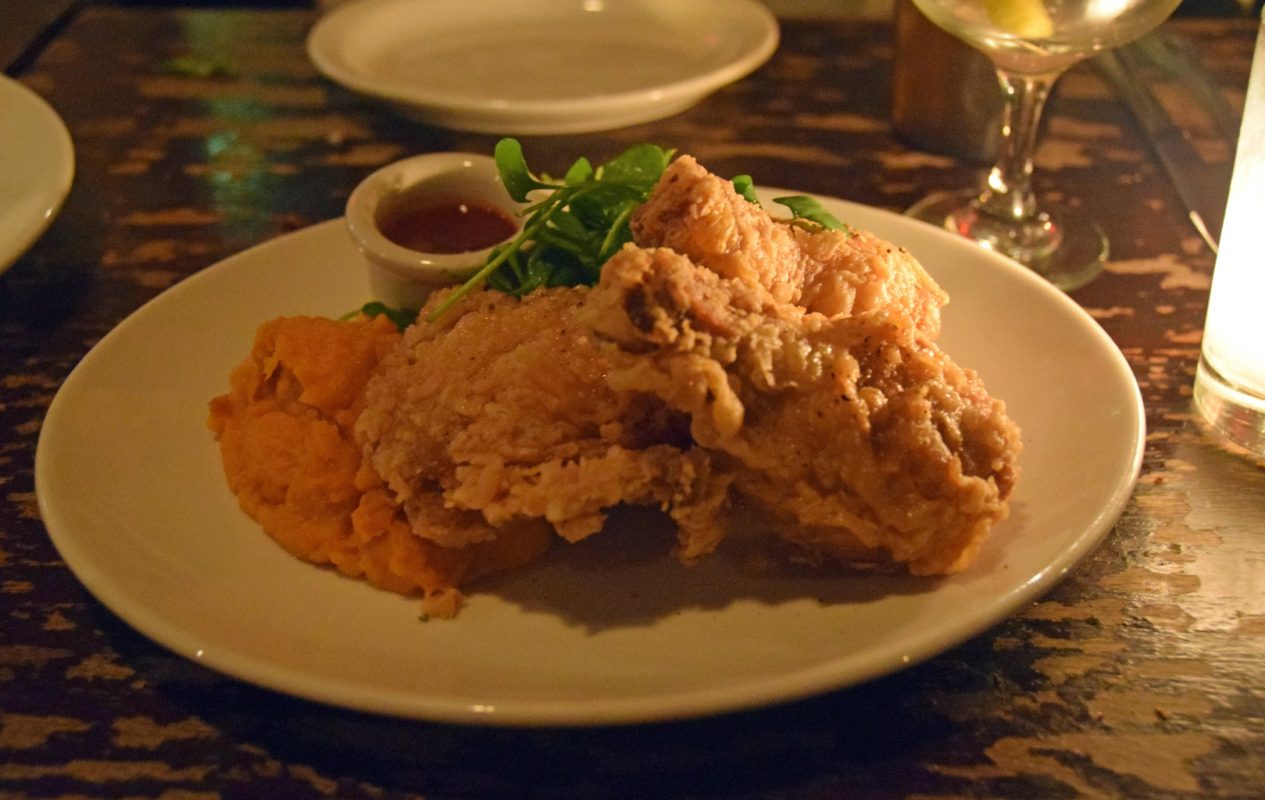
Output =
[{"x1": 208, "y1": 314, "x2": 552, "y2": 617}]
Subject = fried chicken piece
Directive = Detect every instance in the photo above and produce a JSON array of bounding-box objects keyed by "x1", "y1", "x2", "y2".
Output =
[
  {"x1": 209, "y1": 315, "x2": 552, "y2": 616},
  {"x1": 630, "y1": 155, "x2": 947, "y2": 336},
  {"x1": 583, "y1": 245, "x2": 1021, "y2": 575},
  {"x1": 356, "y1": 286, "x2": 732, "y2": 550}
]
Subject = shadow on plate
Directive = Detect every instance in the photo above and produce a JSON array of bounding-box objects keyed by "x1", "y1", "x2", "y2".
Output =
[{"x1": 478, "y1": 505, "x2": 943, "y2": 632}]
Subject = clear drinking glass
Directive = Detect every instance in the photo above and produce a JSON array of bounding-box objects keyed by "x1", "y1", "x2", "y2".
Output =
[
  {"x1": 905, "y1": 0, "x2": 1182, "y2": 290},
  {"x1": 1193, "y1": 14, "x2": 1265, "y2": 458}
]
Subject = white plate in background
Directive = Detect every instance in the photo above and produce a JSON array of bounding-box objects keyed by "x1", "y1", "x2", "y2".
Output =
[
  {"x1": 36, "y1": 191, "x2": 1144, "y2": 727},
  {"x1": 306, "y1": 0, "x2": 780, "y2": 134},
  {"x1": 0, "y1": 75, "x2": 74, "y2": 273}
]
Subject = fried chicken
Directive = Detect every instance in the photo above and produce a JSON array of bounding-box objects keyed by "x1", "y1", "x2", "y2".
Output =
[
  {"x1": 631, "y1": 155, "x2": 947, "y2": 337},
  {"x1": 596, "y1": 155, "x2": 1020, "y2": 573},
  {"x1": 356, "y1": 286, "x2": 732, "y2": 551},
  {"x1": 583, "y1": 245, "x2": 1020, "y2": 574}
]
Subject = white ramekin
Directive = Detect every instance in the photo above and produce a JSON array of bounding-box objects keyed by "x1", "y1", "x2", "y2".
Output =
[{"x1": 345, "y1": 152, "x2": 522, "y2": 309}]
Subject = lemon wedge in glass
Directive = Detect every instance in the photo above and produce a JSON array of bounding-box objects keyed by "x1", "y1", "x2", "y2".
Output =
[{"x1": 984, "y1": 0, "x2": 1055, "y2": 38}]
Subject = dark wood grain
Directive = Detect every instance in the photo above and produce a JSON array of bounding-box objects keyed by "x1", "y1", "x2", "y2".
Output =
[{"x1": 1, "y1": 7, "x2": 1261, "y2": 798}]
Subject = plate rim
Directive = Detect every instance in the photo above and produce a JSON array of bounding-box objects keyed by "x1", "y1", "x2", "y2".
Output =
[
  {"x1": 305, "y1": 0, "x2": 780, "y2": 134},
  {"x1": 36, "y1": 195, "x2": 1145, "y2": 727}
]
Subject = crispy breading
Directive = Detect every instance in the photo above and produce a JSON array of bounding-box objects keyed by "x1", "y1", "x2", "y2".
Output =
[
  {"x1": 600, "y1": 156, "x2": 1019, "y2": 572},
  {"x1": 631, "y1": 155, "x2": 947, "y2": 336},
  {"x1": 583, "y1": 245, "x2": 1020, "y2": 573},
  {"x1": 356, "y1": 286, "x2": 731, "y2": 551}
]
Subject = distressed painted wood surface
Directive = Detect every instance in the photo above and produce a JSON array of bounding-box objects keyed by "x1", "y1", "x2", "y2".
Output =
[{"x1": 1, "y1": 8, "x2": 1262, "y2": 799}]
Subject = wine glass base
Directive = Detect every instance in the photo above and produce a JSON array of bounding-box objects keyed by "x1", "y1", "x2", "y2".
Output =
[{"x1": 906, "y1": 189, "x2": 1108, "y2": 291}]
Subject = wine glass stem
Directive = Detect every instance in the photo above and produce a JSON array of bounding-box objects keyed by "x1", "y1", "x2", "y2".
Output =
[{"x1": 979, "y1": 68, "x2": 1061, "y2": 223}]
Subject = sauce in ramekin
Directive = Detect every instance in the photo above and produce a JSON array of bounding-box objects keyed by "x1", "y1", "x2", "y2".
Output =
[{"x1": 378, "y1": 197, "x2": 518, "y2": 255}]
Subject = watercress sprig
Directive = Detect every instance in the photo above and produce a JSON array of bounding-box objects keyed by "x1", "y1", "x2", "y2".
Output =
[{"x1": 425, "y1": 138, "x2": 673, "y2": 322}]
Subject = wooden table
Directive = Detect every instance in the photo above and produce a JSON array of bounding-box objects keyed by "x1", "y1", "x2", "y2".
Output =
[{"x1": 2, "y1": 6, "x2": 1261, "y2": 798}]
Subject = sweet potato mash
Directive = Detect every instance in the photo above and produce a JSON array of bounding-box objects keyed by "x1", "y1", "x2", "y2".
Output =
[{"x1": 208, "y1": 314, "x2": 552, "y2": 617}]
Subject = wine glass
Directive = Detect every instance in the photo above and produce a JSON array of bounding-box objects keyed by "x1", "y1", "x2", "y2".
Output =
[{"x1": 905, "y1": 0, "x2": 1182, "y2": 290}]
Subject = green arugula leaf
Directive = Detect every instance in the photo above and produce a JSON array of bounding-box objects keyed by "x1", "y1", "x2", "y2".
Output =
[
  {"x1": 773, "y1": 195, "x2": 853, "y2": 234},
  {"x1": 731, "y1": 175, "x2": 761, "y2": 205},
  {"x1": 342, "y1": 301, "x2": 416, "y2": 332},
  {"x1": 494, "y1": 138, "x2": 557, "y2": 202},
  {"x1": 600, "y1": 143, "x2": 672, "y2": 188},
  {"x1": 563, "y1": 157, "x2": 594, "y2": 186}
]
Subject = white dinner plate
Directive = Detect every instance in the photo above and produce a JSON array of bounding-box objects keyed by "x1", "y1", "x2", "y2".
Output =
[
  {"x1": 0, "y1": 75, "x2": 74, "y2": 274},
  {"x1": 36, "y1": 190, "x2": 1144, "y2": 727},
  {"x1": 306, "y1": 0, "x2": 779, "y2": 134}
]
